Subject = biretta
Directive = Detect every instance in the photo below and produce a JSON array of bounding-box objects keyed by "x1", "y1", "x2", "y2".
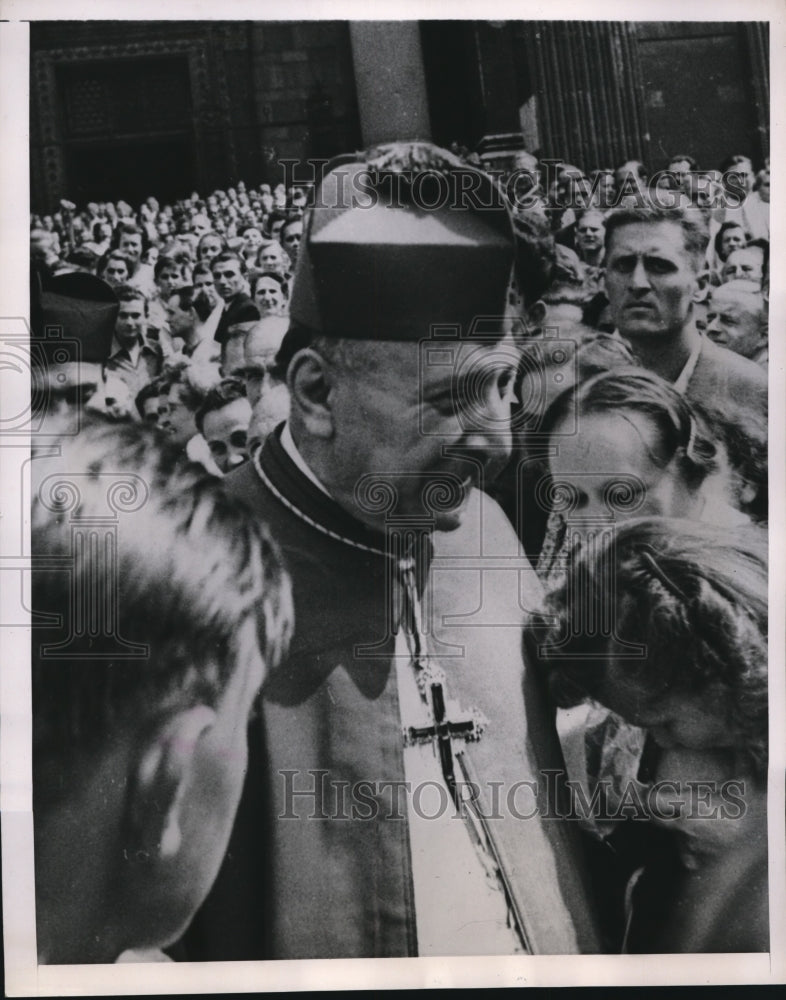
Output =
[{"x1": 289, "y1": 141, "x2": 514, "y2": 341}]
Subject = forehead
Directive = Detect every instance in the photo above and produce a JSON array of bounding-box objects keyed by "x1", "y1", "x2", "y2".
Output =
[
  {"x1": 120, "y1": 233, "x2": 142, "y2": 245},
  {"x1": 607, "y1": 220, "x2": 688, "y2": 258},
  {"x1": 728, "y1": 246, "x2": 763, "y2": 264},
  {"x1": 203, "y1": 397, "x2": 251, "y2": 436},
  {"x1": 554, "y1": 409, "x2": 661, "y2": 462},
  {"x1": 213, "y1": 260, "x2": 240, "y2": 275},
  {"x1": 710, "y1": 288, "x2": 759, "y2": 313},
  {"x1": 119, "y1": 298, "x2": 145, "y2": 313}
]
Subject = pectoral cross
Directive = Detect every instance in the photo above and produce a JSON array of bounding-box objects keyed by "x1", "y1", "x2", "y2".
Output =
[{"x1": 404, "y1": 681, "x2": 485, "y2": 807}]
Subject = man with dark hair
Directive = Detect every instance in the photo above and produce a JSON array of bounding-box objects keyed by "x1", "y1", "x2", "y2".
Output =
[
  {"x1": 280, "y1": 215, "x2": 303, "y2": 268},
  {"x1": 98, "y1": 250, "x2": 133, "y2": 289},
  {"x1": 667, "y1": 153, "x2": 698, "y2": 194},
  {"x1": 158, "y1": 360, "x2": 222, "y2": 474},
  {"x1": 134, "y1": 378, "x2": 163, "y2": 425},
  {"x1": 31, "y1": 418, "x2": 292, "y2": 964},
  {"x1": 181, "y1": 142, "x2": 599, "y2": 961},
  {"x1": 195, "y1": 376, "x2": 253, "y2": 475},
  {"x1": 604, "y1": 204, "x2": 767, "y2": 417},
  {"x1": 211, "y1": 251, "x2": 260, "y2": 357},
  {"x1": 104, "y1": 285, "x2": 163, "y2": 396},
  {"x1": 112, "y1": 221, "x2": 156, "y2": 297},
  {"x1": 165, "y1": 285, "x2": 221, "y2": 367}
]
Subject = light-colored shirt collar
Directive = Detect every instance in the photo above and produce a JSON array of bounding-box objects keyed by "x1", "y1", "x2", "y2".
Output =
[
  {"x1": 280, "y1": 422, "x2": 331, "y2": 497},
  {"x1": 109, "y1": 335, "x2": 141, "y2": 366}
]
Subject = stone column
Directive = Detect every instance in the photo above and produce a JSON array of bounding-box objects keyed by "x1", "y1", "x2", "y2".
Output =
[{"x1": 349, "y1": 21, "x2": 431, "y2": 145}]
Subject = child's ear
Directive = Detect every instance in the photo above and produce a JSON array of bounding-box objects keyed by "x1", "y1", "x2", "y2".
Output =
[{"x1": 128, "y1": 706, "x2": 216, "y2": 862}]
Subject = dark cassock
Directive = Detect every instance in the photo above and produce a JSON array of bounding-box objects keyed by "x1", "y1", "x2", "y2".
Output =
[{"x1": 177, "y1": 144, "x2": 601, "y2": 960}]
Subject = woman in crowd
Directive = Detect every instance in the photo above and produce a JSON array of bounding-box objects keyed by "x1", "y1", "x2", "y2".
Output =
[
  {"x1": 544, "y1": 517, "x2": 768, "y2": 952},
  {"x1": 537, "y1": 367, "x2": 747, "y2": 586},
  {"x1": 250, "y1": 270, "x2": 289, "y2": 318}
]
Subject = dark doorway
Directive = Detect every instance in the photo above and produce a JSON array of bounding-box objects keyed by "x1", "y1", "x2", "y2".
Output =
[
  {"x1": 635, "y1": 22, "x2": 764, "y2": 171},
  {"x1": 57, "y1": 54, "x2": 195, "y2": 206},
  {"x1": 65, "y1": 137, "x2": 196, "y2": 205}
]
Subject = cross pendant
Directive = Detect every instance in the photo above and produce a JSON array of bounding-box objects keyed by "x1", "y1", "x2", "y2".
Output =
[{"x1": 404, "y1": 682, "x2": 485, "y2": 807}]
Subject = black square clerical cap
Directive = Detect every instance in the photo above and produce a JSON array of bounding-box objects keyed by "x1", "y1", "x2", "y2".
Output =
[
  {"x1": 32, "y1": 271, "x2": 119, "y2": 365},
  {"x1": 289, "y1": 141, "x2": 514, "y2": 341}
]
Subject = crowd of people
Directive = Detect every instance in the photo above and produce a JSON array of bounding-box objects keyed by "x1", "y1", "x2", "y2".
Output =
[{"x1": 29, "y1": 139, "x2": 769, "y2": 964}]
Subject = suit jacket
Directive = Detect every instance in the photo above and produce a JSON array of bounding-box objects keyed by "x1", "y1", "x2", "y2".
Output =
[{"x1": 214, "y1": 293, "x2": 260, "y2": 345}]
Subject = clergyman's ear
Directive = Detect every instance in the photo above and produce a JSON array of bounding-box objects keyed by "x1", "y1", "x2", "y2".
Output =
[
  {"x1": 288, "y1": 348, "x2": 335, "y2": 439},
  {"x1": 129, "y1": 706, "x2": 216, "y2": 862},
  {"x1": 527, "y1": 300, "x2": 547, "y2": 329}
]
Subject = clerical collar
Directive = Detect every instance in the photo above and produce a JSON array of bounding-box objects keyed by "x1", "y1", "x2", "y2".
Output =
[
  {"x1": 253, "y1": 427, "x2": 430, "y2": 571},
  {"x1": 279, "y1": 422, "x2": 331, "y2": 498}
]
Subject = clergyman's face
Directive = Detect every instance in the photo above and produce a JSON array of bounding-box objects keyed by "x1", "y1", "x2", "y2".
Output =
[{"x1": 327, "y1": 333, "x2": 519, "y2": 531}]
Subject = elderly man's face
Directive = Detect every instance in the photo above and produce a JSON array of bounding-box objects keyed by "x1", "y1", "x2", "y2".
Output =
[
  {"x1": 605, "y1": 221, "x2": 698, "y2": 341},
  {"x1": 722, "y1": 247, "x2": 764, "y2": 286},
  {"x1": 326, "y1": 333, "x2": 518, "y2": 531},
  {"x1": 705, "y1": 284, "x2": 765, "y2": 359}
]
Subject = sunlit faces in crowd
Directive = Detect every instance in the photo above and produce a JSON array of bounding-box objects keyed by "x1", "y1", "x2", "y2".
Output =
[{"x1": 705, "y1": 281, "x2": 767, "y2": 360}]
